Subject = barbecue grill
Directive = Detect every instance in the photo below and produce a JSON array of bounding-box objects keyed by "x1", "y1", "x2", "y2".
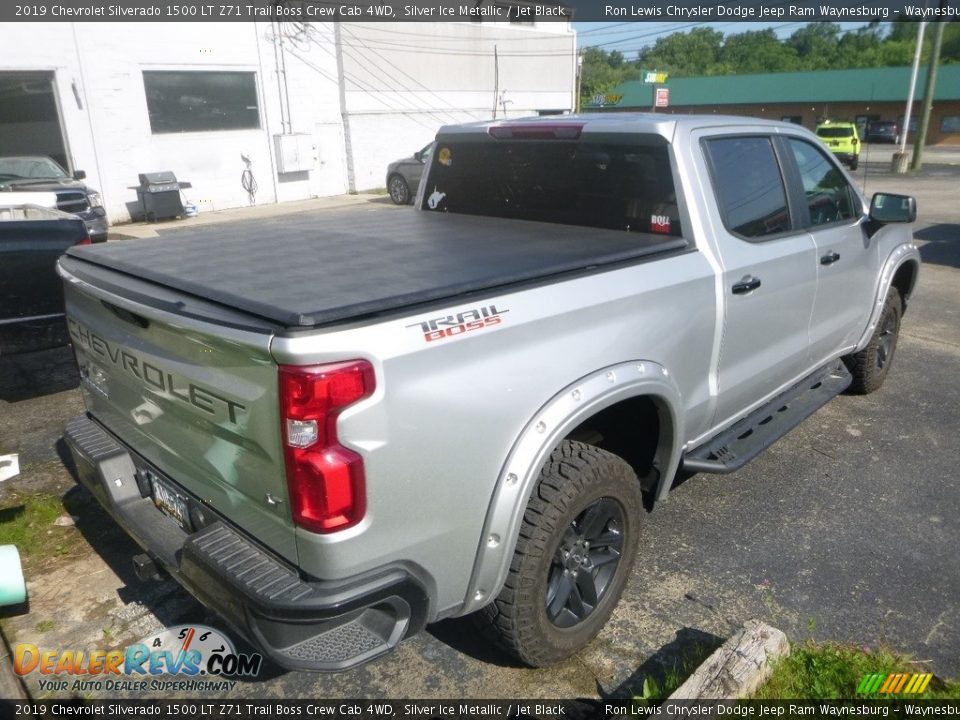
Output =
[{"x1": 132, "y1": 171, "x2": 192, "y2": 221}]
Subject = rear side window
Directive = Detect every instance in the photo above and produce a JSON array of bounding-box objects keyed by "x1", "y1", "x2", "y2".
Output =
[
  {"x1": 704, "y1": 136, "x2": 790, "y2": 239},
  {"x1": 421, "y1": 136, "x2": 682, "y2": 237}
]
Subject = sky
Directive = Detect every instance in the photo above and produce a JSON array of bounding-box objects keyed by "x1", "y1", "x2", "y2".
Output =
[{"x1": 572, "y1": 21, "x2": 873, "y2": 60}]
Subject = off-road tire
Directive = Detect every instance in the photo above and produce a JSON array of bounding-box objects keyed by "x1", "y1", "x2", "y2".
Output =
[
  {"x1": 843, "y1": 287, "x2": 902, "y2": 394},
  {"x1": 473, "y1": 440, "x2": 642, "y2": 666}
]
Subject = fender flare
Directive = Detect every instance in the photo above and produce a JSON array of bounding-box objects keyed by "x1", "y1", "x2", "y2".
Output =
[
  {"x1": 854, "y1": 243, "x2": 920, "y2": 352},
  {"x1": 460, "y1": 360, "x2": 683, "y2": 615}
]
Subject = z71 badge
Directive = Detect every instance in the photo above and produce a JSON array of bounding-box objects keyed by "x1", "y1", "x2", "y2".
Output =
[{"x1": 407, "y1": 304, "x2": 508, "y2": 343}]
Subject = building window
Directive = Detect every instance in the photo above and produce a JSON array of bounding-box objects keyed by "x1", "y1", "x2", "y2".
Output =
[
  {"x1": 143, "y1": 71, "x2": 260, "y2": 134},
  {"x1": 940, "y1": 116, "x2": 960, "y2": 134},
  {"x1": 897, "y1": 116, "x2": 919, "y2": 135}
]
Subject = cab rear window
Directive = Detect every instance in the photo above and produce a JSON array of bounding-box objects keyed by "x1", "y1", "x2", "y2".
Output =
[
  {"x1": 420, "y1": 135, "x2": 682, "y2": 237},
  {"x1": 817, "y1": 127, "x2": 855, "y2": 138}
]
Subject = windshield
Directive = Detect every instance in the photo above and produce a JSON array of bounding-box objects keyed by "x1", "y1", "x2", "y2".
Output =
[
  {"x1": 421, "y1": 136, "x2": 682, "y2": 236},
  {"x1": 0, "y1": 157, "x2": 69, "y2": 181},
  {"x1": 817, "y1": 127, "x2": 855, "y2": 138}
]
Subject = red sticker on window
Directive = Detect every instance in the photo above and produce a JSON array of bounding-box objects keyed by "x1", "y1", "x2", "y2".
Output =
[{"x1": 650, "y1": 214, "x2": 671, "y2": 234}]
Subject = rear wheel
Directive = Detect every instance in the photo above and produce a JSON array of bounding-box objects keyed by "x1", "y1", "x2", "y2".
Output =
[
  {"x1": 388, "y1": 174, "x2": 411, "y2": 205},
  {"x1": 474, "y1": 441, "x2": 641, "y2": 666},
  {"x1": 849, "y1": 157, "x2": 859, "y2": 171},
  {"x1": 843, "y1": 287, "x2": 902, "y2": 394}
]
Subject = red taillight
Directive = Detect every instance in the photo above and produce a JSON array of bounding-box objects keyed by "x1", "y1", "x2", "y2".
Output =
[
  {"x1": 279, "y1": 360, "x2": 375, "y2": 534},
  {"x1": 77, "y1": 236, "x2": 92, "y2": 246}
]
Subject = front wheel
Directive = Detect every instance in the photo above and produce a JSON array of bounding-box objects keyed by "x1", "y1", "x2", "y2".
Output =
[
  {"x1": 473, "y1": 441, "x2": 642, "y2": 666},
  {"x1": 388, "y1": 174, "x2": 411, "y2": 205},
  {"x1": 849, "y1": 157, "x2": 859, "y2": 171},
  {"x1": 843, "y1": 287, "x2": 902, "y2": 394}
]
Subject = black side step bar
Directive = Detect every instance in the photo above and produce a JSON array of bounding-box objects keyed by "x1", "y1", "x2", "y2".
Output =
[{"x1": 682, "y1": 360, "x2": 852, "y2": 475}]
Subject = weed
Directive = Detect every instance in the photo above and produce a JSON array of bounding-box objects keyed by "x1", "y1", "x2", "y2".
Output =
[{"x1": 0, "y1": 491, "x2": 77, "y2": 570}]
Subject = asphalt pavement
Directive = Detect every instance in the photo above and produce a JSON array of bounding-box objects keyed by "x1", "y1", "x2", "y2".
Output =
[{"x1": 0, "y1": 168, "x2": 958, "y2": 700}]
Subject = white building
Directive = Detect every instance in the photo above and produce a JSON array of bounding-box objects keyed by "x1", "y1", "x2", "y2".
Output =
[{"x1": 0, "y1": 20, "x2": 576, "y2": 225}]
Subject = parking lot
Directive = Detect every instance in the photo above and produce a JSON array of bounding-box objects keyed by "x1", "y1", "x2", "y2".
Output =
[{"x1": 1, "y1": 163, "x2": 958, "y2": 700}]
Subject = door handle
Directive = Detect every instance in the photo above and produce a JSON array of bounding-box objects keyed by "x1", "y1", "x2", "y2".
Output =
[
  {"x1": 731, "y1": 276, "x2": 762, "y2": 295},
  {"x1": 820, "y1": 251, "x2": 841, "y2": 265}
]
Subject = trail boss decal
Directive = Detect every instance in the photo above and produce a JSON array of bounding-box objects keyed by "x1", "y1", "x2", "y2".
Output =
[{"x1": 407, "y1": 305, "x2": 508, "y2": 343}]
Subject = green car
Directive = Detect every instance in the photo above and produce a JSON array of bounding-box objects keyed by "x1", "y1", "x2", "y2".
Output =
[{"x1": 816, "y1": 121, "x2": 861, "y2": 170}]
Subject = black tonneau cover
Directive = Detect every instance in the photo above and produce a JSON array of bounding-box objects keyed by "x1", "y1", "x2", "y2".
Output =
[{"x1": 66, "y1": 209, "x2": 687, "y2": 328}]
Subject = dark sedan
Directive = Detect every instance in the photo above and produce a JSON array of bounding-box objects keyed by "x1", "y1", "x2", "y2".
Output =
[
  {"x1": 865, "y1": 121, "x2": 900, "y2": 144},
  {"x1": 386, "y1": 143, "x2": 434, "y2": 205}
]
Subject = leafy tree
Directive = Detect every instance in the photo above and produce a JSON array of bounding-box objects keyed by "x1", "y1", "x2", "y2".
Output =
[
  {"x1": 579, "y1": 47, "x2": 635, "y2": 108},
  {"x1": 721, "y1": 29, "x2": 798, "y2": 74},
  {"x1": 636, "y1": 27, "x2": 725, "y2": 76},
  {"x1": 787, "y1": 23, "x2": 841, "y2": 69}
]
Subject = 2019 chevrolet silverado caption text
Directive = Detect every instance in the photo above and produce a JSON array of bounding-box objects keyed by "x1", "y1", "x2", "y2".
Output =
[{"x1": 59, "y1": 114, "x2": 919, "y2": 671}]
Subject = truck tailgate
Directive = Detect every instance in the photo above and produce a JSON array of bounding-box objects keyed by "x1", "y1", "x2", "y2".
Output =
[{"x1": 58, "y1": 256, "x2": 297, "y2": 564}]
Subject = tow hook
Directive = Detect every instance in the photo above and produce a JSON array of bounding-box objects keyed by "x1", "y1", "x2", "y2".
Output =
[{"x1": 132, "y1": 553, "x2": 163, "y2": 582}]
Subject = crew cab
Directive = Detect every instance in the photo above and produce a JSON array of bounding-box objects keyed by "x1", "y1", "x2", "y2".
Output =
[{"x1": 59, "y1": 114, "x2": 918, "y2": 672}]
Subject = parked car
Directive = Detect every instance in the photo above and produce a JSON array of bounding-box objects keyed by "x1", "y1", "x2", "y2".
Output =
[
  {"x1": 386, "y1": 143, "x2": 434, "y2": 205},
  {"x1": 816, "y1": 120, "x2": 861, "y2": 170},
  {"x1": 0, "y1": 156, "x2": 107, "y2": 242},
  {"x1": 865, "y1": 120, "x2": 900, "y2": 144},
  {"x1": 1, "y1": 204, "x2": 90, "y2": 354}
]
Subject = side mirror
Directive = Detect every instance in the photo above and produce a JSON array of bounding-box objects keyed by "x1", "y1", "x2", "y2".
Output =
[
  {"x1": 870, "y1": 192, "x2": 916, "y2": 224},
  {"x1": 72, "y1": 170, "x2": 87, "y2": 180},
  {"x1": 413, "y1": 151, "x2": 422, "y2": 162}
]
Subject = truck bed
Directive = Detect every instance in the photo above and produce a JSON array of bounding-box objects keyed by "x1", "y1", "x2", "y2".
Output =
[{"x1": 64, "y1": 209, "x2": 688, "y2": 328}]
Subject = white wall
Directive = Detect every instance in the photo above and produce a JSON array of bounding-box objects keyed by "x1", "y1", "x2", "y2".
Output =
[
  {"x1": 1, "y1": 20, "x2": 576, "y2": 223},
  {"x1": 340, "y1": 22, "x2": 576, "y2": 190}
]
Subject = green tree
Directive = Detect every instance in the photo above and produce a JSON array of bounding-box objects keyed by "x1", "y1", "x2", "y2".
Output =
[
  {"x1": 721, "y1": 29, "x2": 798, "y2": 74},
  {"x1": 787, "y1": 23, "x2": 841, "y2": 69},
  {"x1": 636, "y1": 27, "x2": 725, "y2": 76},
  {"x1": 579, "y1": 47, "x2": 635, "y2": 108}
]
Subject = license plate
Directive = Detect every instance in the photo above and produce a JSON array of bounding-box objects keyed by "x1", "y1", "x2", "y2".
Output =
[{"x1": 152, "y1": 476, "x2": 188, "y2": 528}]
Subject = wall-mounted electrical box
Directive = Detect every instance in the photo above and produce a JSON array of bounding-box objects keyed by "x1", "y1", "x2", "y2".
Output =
[{"x1": 274, "y1": 133, "x2": 315, "y2": 174}]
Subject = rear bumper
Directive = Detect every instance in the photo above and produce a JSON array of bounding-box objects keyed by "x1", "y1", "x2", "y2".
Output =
[
  {"x1": 77, "y1": 209, "x2": 108, "y2": 242},
  {"x1": 832, "y1": 152, "x2": 858, "y2": 165},
  {"x1": 64, "y1": 413, "x2": 429, "y2": 672}
]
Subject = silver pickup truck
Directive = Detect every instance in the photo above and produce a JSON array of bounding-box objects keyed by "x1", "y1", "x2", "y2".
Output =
[{"x1": 59, "y1": 114, "x2": 919, "y2": 672}]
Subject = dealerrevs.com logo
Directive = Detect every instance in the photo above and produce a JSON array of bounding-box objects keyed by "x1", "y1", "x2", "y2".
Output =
[{"x1": 14, "y1": 625, "x2": 262, "y2": 694}]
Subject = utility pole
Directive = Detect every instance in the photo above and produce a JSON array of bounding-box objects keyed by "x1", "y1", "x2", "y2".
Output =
[
  {"x1": 893, "y1": 21, "x2": 927, "y2": 174},
  {"x1": 911, "y1": 20, "x2": 947, "y2": 171},
  {"x1": 492, "y1": 44, "x2": 499, "y2": 120}
]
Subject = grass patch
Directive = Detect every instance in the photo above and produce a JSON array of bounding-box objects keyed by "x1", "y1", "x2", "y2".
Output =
[
  {"x1": 755, "y1": 642, "x2": 960, "y2": 699},
  {"x1": 35, "y1": 619, "x2": 56, "y2": 633},
  {"x1": 634, "y1": 641, "x2": 721, "y2": 703},
  {"x1": 0, "y1": 490, "x2": 79, "y2": 570}
]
